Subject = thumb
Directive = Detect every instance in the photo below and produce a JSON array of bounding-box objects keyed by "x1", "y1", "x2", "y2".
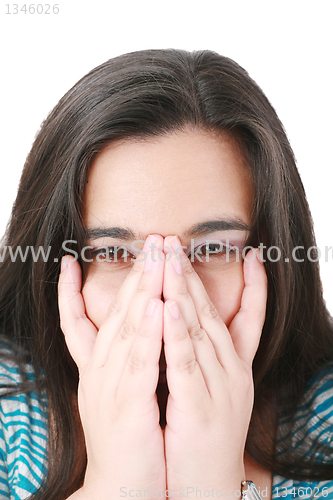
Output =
[
  {"x1": 58, "y1": 256, "x2": 97, "y2": 371},
  {"x1": 228, "y1": 248, "x2": 267, "y2": 366}
]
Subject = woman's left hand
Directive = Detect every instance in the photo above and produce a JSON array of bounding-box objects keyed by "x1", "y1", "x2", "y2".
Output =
[{"x1": 162, "y1": 236, "x2": 267, "y2": 497}]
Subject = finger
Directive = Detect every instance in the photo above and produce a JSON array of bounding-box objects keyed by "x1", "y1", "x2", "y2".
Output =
[
  {"x1": 116, "y1": 298, "x2": 163, "y2": 413},
  {"x1": 101, "y1": 239, "x2": 165, "y2": 390},
  {"x1": 228, "y1": 248, "x2": 267, "y2": 365},
  {"x1": 163, "y1": 235, "x2": 238, "y2": 372},
  {"x1": 163, "y1": 242, "x2": 228, "y2": 398},
  {"x1": 91, "y1": 234, "x2": 164, "y2": 368},
  {"x1": 163, "y1": 300, "x2": 213, "y2": 409},
  {"x1": 58, "y1": 255, "x2": 97, "y2": 371}
]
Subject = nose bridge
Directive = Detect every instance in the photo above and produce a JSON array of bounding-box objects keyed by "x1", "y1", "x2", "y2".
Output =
[
  {"x1": 143, "y1": 232, "x2": 181, "y2": 248},
  {"x1": 147, "y1": 233, "x2": 186, "y2": 259}
]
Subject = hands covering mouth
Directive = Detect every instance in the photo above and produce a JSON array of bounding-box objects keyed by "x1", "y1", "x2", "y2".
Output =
[{"x1": 58, "y1": 233, "x2": 267, "y2": 497}]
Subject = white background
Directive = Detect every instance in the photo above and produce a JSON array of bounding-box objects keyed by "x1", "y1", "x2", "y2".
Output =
[{"x1": 1, "y1": 0, "x2": 332, "y2": 313}]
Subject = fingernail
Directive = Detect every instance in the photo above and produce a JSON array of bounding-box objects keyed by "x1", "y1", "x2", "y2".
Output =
[
  {"x1": 61, "y1": 258, "x2": 67, "y2": 273},
  {"x1": 61, "y1": 256, "x2": 75, "y2": 272},
  {"x1": 256, "y1": 249, "x2": 264, "y2": 263},
  {"x1": 143, "y1": 234, "x2": 156, "y2": 253},
  {"x1": 144, "y1": 250, "x2": 152, "y2": 272},
  {"x1": 167, "y1": 301, "x2": 180, "y2": 319},
  {"x1": 169, "y1": 235, "x2": 181, "y2": 253},
  {"x1": 146, "y1": 298, "x2": 158, "y2": 316},
  {"x1": 171, "y1": 254, "x2": 182, "y2": 275},
  {"x1": 169, "y1": 235, "x2": 187, "y2": 261}
]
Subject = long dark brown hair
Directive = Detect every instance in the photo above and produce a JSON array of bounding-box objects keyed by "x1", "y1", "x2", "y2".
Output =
[{"x1": 1, "y1": 49, "x2": 333, "y2": 499}]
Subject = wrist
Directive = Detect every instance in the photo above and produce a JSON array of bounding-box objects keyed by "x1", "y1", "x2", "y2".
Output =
[
  {"x1": 215, "y1": 464, "x2": 246, "y2": 500},
  {"x1": 177, "y1": 467, "x2": 246, "y2": 500}
]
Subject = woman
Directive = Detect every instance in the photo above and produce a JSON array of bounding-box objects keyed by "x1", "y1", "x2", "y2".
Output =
[{"x1": 0, "y1": 49, "x2": 333, "y2": 500}]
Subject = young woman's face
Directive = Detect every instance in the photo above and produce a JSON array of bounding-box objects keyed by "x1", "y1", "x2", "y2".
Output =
[{"x1": 82, "y1": 128, "x2": 254, "y2": 330}]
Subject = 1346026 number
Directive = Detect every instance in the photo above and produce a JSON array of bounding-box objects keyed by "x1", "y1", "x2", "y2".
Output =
[
  {"x1": 274, "y1": 486, "x2": 328, "y2": 497},
  {"x1": 5, "y1": 4, "x2": 60, "y2": 14}
]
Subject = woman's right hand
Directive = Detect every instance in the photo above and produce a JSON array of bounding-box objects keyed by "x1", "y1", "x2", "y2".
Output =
[{"x1": 58, "y1": 234, "x2": 166, "y2": 499}]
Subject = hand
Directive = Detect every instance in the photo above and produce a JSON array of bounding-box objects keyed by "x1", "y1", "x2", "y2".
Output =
[
  {"x1": 162, "y1": 236, "x2": 267, "y2": 496},
  {"x1": 58, "y1": 235, "x2": 166, "y2": 499}
]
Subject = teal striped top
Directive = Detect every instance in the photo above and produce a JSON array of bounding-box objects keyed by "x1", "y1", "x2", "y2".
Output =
[
  {"x1": 0, "y1": 357, "x2": 48, "y2": 499},
  {"x1": 0, "y1": 353, "x2": 333, "y2": 499},
  {"x1": 272, "y1": 362, "x2": 333, "y2": 499}
]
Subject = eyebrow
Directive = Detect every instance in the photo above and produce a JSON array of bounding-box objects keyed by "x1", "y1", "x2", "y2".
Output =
[
  {"x1": 85, "y1": 218, "x2": 251, "y2": 241},
  {"x1": 183, "y1": 218, "x2": 251, "y2": 238}
]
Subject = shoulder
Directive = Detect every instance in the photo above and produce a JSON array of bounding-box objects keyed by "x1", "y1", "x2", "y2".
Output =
[
  {"x1": 273, "y1": 362, "x2": 333, "y2": 498},
  {"x1": 277, "y1": 362, "x2": 333, "y2": 454},
  {"x1": 291, "y1": 362, "x2": 333, "y2": 454},
  {"x1": 0, "y1": 343, "x2": 48, "y2": 498}
]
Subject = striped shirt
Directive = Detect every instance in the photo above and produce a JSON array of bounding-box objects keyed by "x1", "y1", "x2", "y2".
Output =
[
  {"x1": 272, "y1": 362, "x2": 333, "y2": 499},
  {"x1": 0, "y1": 356, "x2": 333, "y2": 499},
  {"x1": 0, "y1": 358, "x2": 48, "y2": 500}
]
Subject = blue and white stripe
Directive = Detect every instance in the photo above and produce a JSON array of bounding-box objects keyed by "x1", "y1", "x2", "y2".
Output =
[
  {"x1": 1, "y1": 352, "x2": 333, "y2": 499},
  {"x1": 0, "y1": 357, "x2": 48, "y2": 500},
  {"x1": 272, "y1": 363, "x2": 333, "y2": 498}
]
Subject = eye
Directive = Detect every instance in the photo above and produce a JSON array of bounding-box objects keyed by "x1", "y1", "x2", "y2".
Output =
[
  {"x1": 90, "y1": 246, "x2": 134, "y2": 263},
  {"x1": 190, "y1": 241, "x2": 238, "y2": 262}
]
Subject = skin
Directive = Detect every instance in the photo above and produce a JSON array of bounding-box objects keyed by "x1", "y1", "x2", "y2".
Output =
[
  {"x1": 82, "y1": 128, "x2": 254, "y2": 330},
  {"x1": 58, "y1": 128, "x2": 268, "y2": 499}
]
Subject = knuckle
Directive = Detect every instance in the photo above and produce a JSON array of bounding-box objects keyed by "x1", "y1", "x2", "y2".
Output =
[
  {"x1": 201, "y1": 299, "x2": 219, "y2": 320},
  {"x1": 182, "y1": 261, "x2": 196, "y2": 277},
  {"x1": 60, "y1": 313, "x2": 84, "y2": 336},
  {"x1": 178, "y1": 354, "x2": 197, "y2": 375},
  {"x1": 187, "y1": 320, "x2": 204, "y2": 340},
  {"x1": 107, "y1": 298, "x2": 122, "y2": 317},
  {"x1": 135, "y1": 279, "x2": 150, "y2": 296},
  {"x1": 137, "y1": 323, "x2": 151, "y2": 340},
  {"x1": 127, "y1": 349, "x2": 147, "y2": 374},
  {"x1": 176, "y1": 282, "x2": 190, "y2": 299},
  {"x1": 172, "y1": 328, "x2": 189, "y2": 343},
  {"x1": 119, "y1": 319, "x2": 137, "y2": 340}
]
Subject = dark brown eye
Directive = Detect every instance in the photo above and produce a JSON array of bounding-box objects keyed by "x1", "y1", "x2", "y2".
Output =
[
  {"x1": 93, "y1": 246, "x2": 132, "y2": 262},
  {"x1": 195, "y1": 243, "x2": 223, "y2": 255},
  {"x1": 193, "y1": 243, "x2": 226, "y2": 261},
  {"x1": 191, "y1": 242, "x2": 238, "y2": 263}
]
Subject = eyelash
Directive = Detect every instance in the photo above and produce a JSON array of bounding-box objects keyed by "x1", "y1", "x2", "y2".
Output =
[
  {"x1": 192, "y1": 242, "x2": 236, "y2": 258},
  {"x1": 89, "y1": 242, "x2": 237, "y2": 264},
  {"x1": 89, "y1": 247, "x2": 133, "y2": 263}
]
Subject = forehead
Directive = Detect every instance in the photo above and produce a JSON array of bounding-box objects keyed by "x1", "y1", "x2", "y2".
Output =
[{"x1": 83, "y1": 128, "x2": 254, "y2": 238}]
